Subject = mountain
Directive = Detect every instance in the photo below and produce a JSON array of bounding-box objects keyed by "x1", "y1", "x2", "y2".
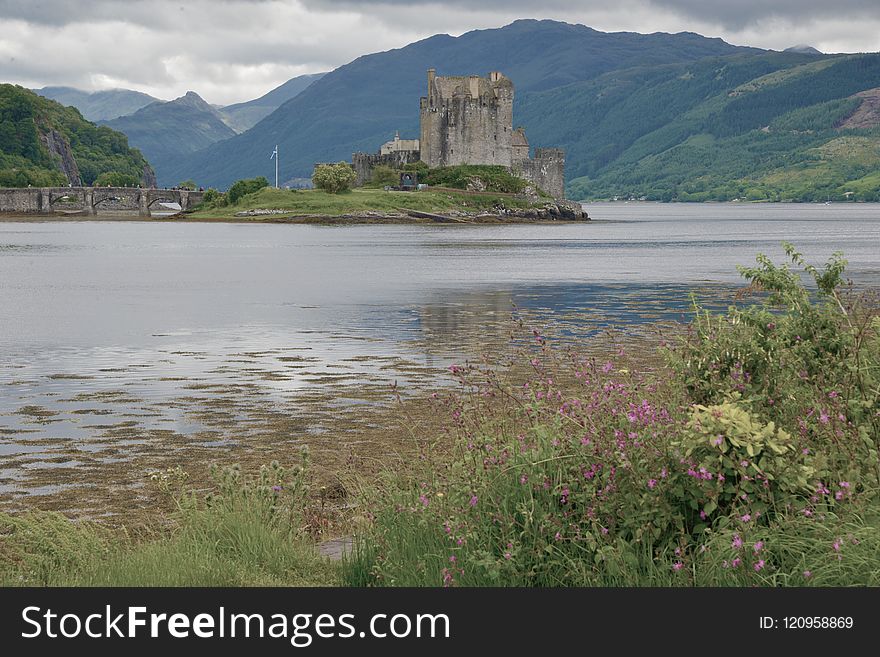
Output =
[
  {"x1": 219, "y1": 73, "x2": 326, "y2": 132},
  {"x1": 551, "y1": 52, "x2": 880, "y2": 201},
  {"x1": 784, "y1": 45, "x2": 823, "y2": 55},
  {"x1": 102, "y1": 92, "x2": 236, "y2": 185},
  {"x1": 0, "y1": 84, "x2": 154, "y2": 187},
  {"x1": 33, "y1": 86, "x2": 160, "y2": 122},
  {"x1": 166, "y1": 19, "x2": 757, "y2": 188}
]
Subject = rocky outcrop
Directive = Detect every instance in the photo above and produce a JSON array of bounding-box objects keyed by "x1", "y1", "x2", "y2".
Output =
[
  {"x1": 141, "y1": 164, "x2": 158, "y2": 188},
  {"x1": 488, "y1": 199, "x2": 589, "y2": 220},
  {"x1": 39, "y1": 128, "x2": 82, "y2": 186}
]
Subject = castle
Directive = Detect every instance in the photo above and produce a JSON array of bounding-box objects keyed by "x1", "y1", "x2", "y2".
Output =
[{"x1": 352, "y1": 69, "x2": 565, "y2": 199}]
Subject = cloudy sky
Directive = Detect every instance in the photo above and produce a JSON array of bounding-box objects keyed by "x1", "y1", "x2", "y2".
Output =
[{"x1": 2, "y1": 0, "x2": 879, "y2": 105}]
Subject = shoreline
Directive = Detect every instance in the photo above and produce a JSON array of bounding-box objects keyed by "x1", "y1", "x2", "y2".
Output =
[{"x1": 0, "y1": 211, "x2": 591, "y2": 225}]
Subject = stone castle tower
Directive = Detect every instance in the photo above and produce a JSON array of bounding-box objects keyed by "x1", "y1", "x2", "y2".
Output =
[
  {"x1": 352, "y1": 69, "x2": 566, "y2": 199},
  {"x1": 419, "y1": 69, "x2": 514, "y2": 168},
  {"x1": 418, "y1": 69, "x2": 566, "y2": 199}
]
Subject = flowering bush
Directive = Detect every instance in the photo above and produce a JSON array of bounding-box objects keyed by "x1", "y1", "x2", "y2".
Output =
[
  {"x1": 344, "y1": 246, "x2": 880, "y2": 586},
  {"x1": 312, "y1": 162, "x2": 357, "y2": 194}
]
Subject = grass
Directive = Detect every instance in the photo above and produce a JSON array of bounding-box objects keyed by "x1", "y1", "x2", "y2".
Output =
[
  {"x1": 0, "y1": 511, "x2": 337, "y2": 587},
  {"x1": 189, "y1": 187, "x2": 539, "y2": 219},
  {"x1": 0, "y1": 461, "x2": 340, "y2": 586}
]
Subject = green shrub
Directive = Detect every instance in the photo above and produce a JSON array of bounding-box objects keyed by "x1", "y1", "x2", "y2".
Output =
[
  {"x1": 672, "y1": 400, "x2": 815, "y2": 526},
  {"x1": 670, "y1": 243, "x2": 879, "y2": 486},
  {"x1": 199, "y1": 187, "x2": 226, "y2": 207},
  {"x1": 312, "y1": 162, "x2": 356, "y2": 194},
  {"x1": 403, "y1": 161, "x2": 429, "y2": 173},
  {"x1": 365, "y1": 165, "x2": 399, "y2": 188},
  {"x1": 226, "y1": 176, "x2": 269, "y2": 204},
  {"x1": 420, "y1": 164, "x2": 527, "y2": 194}
]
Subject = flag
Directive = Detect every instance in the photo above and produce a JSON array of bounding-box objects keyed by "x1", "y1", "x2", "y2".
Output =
[{"x1": 270, "y1": 146, "x2": 277, "y2": 160}]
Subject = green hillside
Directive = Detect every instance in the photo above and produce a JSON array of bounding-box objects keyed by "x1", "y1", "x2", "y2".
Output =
[
  {"x1": 166, "y1": 19, "x2": 754, "y2": 188},
  {"x1": 558, "y1": 52, "x2": 880, "y2": 201},
  {"x1": 102, "y1": 92, "x2": 236, "y2": 185},
  {"x1": 0, "y1": 84, "x2": 153, "y2": 187}
]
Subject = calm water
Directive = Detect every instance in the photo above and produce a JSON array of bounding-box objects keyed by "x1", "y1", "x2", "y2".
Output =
[{"x1": 1, "y1": 202, "x2": 878, "y2": 500}]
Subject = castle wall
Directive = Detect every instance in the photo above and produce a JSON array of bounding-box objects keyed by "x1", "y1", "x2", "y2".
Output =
[
  {"x1": 352, "y1": 150, "x2": 420, "y2": 186},
  {"x1": 511, "y1": 144, "x2": 530, "y2": 167},
  {"x1": 516, "y1": 148, "x2": 565, "y2": 200}
]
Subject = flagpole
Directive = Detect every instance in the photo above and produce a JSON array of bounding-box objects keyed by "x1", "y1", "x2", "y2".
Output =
[{"x1": 275, "y1": 144, "x2": 278, "y2": 189}]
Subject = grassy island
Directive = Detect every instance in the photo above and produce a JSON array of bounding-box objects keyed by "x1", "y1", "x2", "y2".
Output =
[
  {"x1": 184, "y1": 187, "x2": 585, "y2": 223},
  {"x1": 184, "y1": 167, "x2": 587, "y2": 223}
]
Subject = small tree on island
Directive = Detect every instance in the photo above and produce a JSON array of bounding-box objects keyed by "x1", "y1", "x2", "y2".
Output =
[
  {"x1": 312, "y1": 162, "x2": 356, "y2": 194},
  {"x1": 226, "y1": 176, "x2": 269, "y2": 204}
]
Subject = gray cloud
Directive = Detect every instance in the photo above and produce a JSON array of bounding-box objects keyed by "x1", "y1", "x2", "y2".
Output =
[
  {"x1": 302, "y1": 0, "x2": 880, "y2": 28},
  {"x1": 1, "y1": 0, "x2": 878, "y2": 105}
]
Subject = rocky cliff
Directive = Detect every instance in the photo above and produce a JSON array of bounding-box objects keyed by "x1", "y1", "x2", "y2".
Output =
[{"x1": 39, "y1": 127, "x2": 82, "y2": 186}]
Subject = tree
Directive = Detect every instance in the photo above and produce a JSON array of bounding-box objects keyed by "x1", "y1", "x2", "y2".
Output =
[
  {"x1": 226, "y1": 176, "x2": 268, "y2": 204},
  {"x1": 177, "y1": 179, "x2": 197, "y2": 190},
  {"x1": 94, "y1": 171, "x2": 139, "y2": 187},
  {"x1": 367, "y1": 165, "x2": 399, "y2": 188},
  {"x1": 312, "y1": 162, "x2": 356, "y2": 194},
  {"x1": 200, "y1": 188, "x2": 225, "y2": 207}
]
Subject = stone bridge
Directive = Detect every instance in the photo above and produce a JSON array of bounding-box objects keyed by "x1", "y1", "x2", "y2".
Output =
[{"x1": 0, "y1": 187, "x2": 205, "y2": 217}]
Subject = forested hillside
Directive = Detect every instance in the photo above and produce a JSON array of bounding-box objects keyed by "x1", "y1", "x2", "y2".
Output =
[
  {"x1": 0, "y1": 84, "x2": 153, "y2": 187},
  {"x1": 555, "y1": 53, "x2": 880, "y2": 201}
]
